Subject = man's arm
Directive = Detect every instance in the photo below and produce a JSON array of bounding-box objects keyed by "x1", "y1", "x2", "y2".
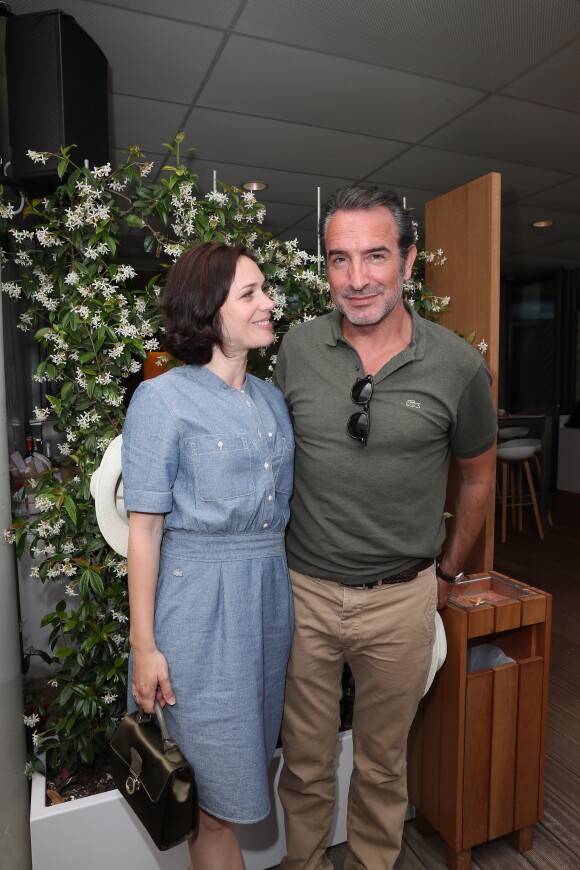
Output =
[{"x1": 437, "y1": 443, "x2": 496, "y2": 607}]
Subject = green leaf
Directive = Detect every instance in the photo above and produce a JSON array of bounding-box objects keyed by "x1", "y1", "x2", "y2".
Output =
[
  {"x1": 63, "y1": 496, "x2": 77, "y2": 525},
  {"x1": 143, "y1": 234, "x2": 157, "y2": 254},
  {"x1": 89, "y1": 572, "x2": 105, "y2": 598},
  {"x1": 55, "y1": 646, "x2": 74, "y2": 659},
  {"x1": 124, "y1": 214, "x2": 145, "y2": 228}
]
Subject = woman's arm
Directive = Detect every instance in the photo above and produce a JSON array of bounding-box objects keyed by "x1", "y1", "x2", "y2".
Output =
[{"x1": 128, "y1": 511, "x2": 176, "y2": 713}]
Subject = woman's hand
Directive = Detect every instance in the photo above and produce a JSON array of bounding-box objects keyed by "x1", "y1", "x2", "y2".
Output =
[{"x1": 131, "y1": 646, "x2": 176, "y2": 713}]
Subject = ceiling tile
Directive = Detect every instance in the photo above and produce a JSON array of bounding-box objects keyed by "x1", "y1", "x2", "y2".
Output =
[
  {"x1": 89, "y1": 0, "x2": 240, "y2": 28},
  {"x1": 500, "y1": 230, "x2": 555, "y2": 255},
  {"x1": 198, "y1": 35, "x2": 484, "y2": 142},
  {"x1": 12, "y1": 0, "x2": 224, "y2": 103},
  {"x1": 501, "y1": 252, "x2": 578, "y2": 275},
  {"x1": 183, "y1": 108, "x2": 408, "y2": 177},
  {"x1": 525, "y1": 238, "x2": 580, "y2": 260},
  {"x1": 111, "y1": 95, "x2": 188, "y2": 153},
  {"x1": 236, "y1": 0, "x2": 580, "y2": 90},
  {"x1": 278, "y1": 227, "x2": 319, "y2": 251},
  {"x1": 425, "y1": 95, "x2": 580, "y2": 174},
  {"x1": 501, "y1": 203, "x2": 580, "y2": 236},
  {"x1": 189, "y1": 159, "x2": 354, "y2": 206},
  {"x1": 520, "y1": 177, "x2": 580, "y2": 214},
  {"x1": 367, "y1": 146, "x2": 572, "y2": 203},
  {"x1": 502, "y1": 39, "x2": 580, "y2": 113}
]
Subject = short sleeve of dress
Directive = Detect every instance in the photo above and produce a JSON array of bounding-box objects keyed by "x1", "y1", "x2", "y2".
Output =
[{"x1": 122, "y1": 381, "x2": 179, "y2": 513}]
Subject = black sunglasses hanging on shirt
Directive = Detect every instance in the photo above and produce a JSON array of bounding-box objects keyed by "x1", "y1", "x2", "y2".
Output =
[{"x1": 347, "y1": 374, "x2": 374, "y2": 447}]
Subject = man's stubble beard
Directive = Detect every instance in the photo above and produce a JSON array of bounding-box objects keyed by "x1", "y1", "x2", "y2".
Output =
[{"x1": 333, "y1": 279, "x2": 405, "y2": 328}]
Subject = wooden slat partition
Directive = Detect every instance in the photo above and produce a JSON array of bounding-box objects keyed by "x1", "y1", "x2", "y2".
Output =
[
  {"x1": 514, "y1": 656, "x2": 544, "y2": 830},
  {"x1": 425, "y1": 172, "x2": 501, "y2": 573},
  {"x1": 463, "y1": 670, "x2": 493, "y2": 848},
  {"x1": 488, "y1": 663, "x2": 518, "y2": 839},
  {"x1": 437, "y1": 606, "x2": 468, "y2": 852}
]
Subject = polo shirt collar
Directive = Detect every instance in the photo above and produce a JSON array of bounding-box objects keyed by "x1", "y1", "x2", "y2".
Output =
[{"x1": 324, "y1": 301, "x2": 428, "y2": 361}]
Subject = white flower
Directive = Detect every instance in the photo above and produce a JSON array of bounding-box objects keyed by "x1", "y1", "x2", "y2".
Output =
[
  {"x1": 18, "y1": 312, "x2": 34, "y2": 331},
  {"x1": 34, "y1": 406, "x2": 51, "y2": 422},
  {"x1": 33, "y1": 496, "x2": 53, "y2": 513},
  {"x1": 92, "y1": 162, "x2": 112, "y2": 178},
  {"x1": 31, "y1": 731, "x2": 41, "y2": 747},
  {"x1": 27, "y1": 149, "x2": 49, "y2": 164},
  {"x1": 205, "y1": 191, "x2": 229, "y2": 206},
  {"x1": 102, "y1": 690, "x2": 118, "y2": 704},
  {"x1": 242, "y1": 190, "x2": 257, "y2": 206},
  {"x1": 139, "y1": 162, "x2": 154, "y2": 177},
  {"x1": 24, "y1": 761, "x2": 35, "y2": 780},
  {"x1": 477, "y1": 339, "x2": 488, "y2": 354},
  {"x1": 23, "y1": 712, "x2": 40, "y2": 728},
  {"x1": 256, "y1": 209, "x2": 266, "y2": 224},
  {"x1": 113, "y1": 560, "x2": 128, "y2": 577},
  {"x1": 108, "y1": 178, "x2": 127, "y2": 192},
  {"x1": 58, "y1": 443, "x2": 72, "y2": 456},
  {"x1": 1, "y1": 282, "x2": 22, "y2": 299},
  {"x1": 111, "y1": 609, "x2": 128, "y2": 625},
  {"x1": 116, "y1": 264, "x2": 137, "y2": 281},
  {"x1": 64, "y1": 272, "x2": 80, "y2": 286},
  {"x1": 3, "y1": 529, "x2": 16, "y2": 545},
  {"x1": 65, "y1": 583, "x2": 78, "y2": 597}
]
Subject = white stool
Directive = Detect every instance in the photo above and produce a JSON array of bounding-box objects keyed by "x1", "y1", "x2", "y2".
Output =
[
  {"x1": 496, "y1": 441, "x2": 544, "y2": 543},
  {"x1": 504, "y1": 437, "x2": 553, "y2": 527}
]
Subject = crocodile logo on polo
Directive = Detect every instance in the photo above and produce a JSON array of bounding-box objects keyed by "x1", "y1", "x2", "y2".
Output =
[{"x1": 405, "y1": 399, "x2": 421, "y2": 409}]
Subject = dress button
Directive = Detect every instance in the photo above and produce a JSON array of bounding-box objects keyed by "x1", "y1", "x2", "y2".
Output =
[
  {"x1": 264, "y1": 462, "x2": 269, "y2": 469},
  {"x1": 217, "y1": 441, "x2": 223, "y2": 449},
  {"x1": 268, "y1": 432, "x2": 273, "y2": 437},
  {"x1": 263, "y1": 523, "x2": 268, "y2": 529},
  {"x1": 268, "y1": 495, "x2": 273, "y2": 502}
]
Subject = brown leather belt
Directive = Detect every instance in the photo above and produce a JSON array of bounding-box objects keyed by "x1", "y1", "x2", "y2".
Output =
[{"x1": 337, "y1": 558, "x2": 434, "y2": 589}]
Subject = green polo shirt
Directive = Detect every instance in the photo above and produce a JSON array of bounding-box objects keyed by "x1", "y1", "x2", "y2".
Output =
[{"x1": 274, "y1": 305, "x2": 497, "y2": 584}]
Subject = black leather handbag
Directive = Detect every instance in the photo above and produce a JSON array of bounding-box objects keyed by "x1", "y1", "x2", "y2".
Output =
[{"x1": 110, "y1": 700, "x2": 199, "y2": 850}]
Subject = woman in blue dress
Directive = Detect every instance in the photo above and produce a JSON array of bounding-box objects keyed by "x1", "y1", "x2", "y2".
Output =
[{"x1": 122, "y1": 242, "x2": 294, "y2": 869}]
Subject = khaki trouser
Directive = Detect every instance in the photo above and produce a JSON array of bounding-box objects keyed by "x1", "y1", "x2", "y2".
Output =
[{"x1": 279, "y1": 565, "x2": 437, "y2": 870}]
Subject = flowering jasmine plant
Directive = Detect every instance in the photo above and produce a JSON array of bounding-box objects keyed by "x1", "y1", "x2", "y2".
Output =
[{"x1": 1, "y1": 135, "x2": 450, "y2": 778}]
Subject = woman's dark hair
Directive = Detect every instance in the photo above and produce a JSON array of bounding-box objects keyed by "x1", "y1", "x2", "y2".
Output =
[
  {"x1": 160, "y1": 242, "x2": 252, "y2": 364},
  {"x1": 319, "y1": 184, "x2": 415, "y2": 264}
]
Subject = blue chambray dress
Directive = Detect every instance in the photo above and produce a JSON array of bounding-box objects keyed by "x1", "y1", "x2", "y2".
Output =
[{"x1": 121, "y1": 365, "x2": 294, "y2": 824}]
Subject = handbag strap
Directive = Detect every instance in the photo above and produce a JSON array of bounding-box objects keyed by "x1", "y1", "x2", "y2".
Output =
[{"x1": 154, "y1": 699, "x2": 179, "y2": 754}]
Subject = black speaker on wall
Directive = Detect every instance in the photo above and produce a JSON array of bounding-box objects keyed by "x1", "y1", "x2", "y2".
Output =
[{"x1": 6, "y1": 10, "x2": 109, "y2": 187}]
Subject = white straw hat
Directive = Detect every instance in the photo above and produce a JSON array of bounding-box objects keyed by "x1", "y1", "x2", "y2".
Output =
[
  {"x1": 90, "y1": 435, "x2": 129, "y2": 557},
  {"x1": 422, "y1": 611, "x2": 447, "y2": 696}
]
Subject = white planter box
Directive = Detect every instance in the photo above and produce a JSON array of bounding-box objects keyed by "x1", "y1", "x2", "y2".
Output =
[{"x1": 31, "y1": 732, "x2": 353, "y2": 870}]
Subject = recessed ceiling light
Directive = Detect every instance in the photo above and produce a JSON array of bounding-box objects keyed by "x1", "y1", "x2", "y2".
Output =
[
  {"x1": 241, "y1": 180, "x2": 268, "y2": 191},
  {"x1": 531, "y1": 219, "x2": 554, "y2": 228}
]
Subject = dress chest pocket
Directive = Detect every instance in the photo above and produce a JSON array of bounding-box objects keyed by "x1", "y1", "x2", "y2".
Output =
[
  {"x1": 190, "y1": 434, "x2": 255, "y2": 501},
  {"x1": 273, "y1": 435, "x2": 295, "y2": 495}
]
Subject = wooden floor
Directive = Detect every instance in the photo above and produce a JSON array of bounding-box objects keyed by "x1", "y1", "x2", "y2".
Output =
[{"x1": 279, "y1": 491, "x2": 580, "y2": 870}]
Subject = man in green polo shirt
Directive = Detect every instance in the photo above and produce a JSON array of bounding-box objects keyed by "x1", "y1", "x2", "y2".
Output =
[{"x1": 275, "y1": 184, "x2": 497, "y2": 870}]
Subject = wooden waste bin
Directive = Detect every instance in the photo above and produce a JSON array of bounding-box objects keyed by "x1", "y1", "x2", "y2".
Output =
[{"x1": 408, "y1": 572, "x2": 552, "y2": 870}]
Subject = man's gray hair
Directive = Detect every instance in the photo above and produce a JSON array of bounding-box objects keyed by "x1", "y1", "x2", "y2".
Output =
[{"x1": 319, "y1": 184, "x2": 415, "y2": 262}]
